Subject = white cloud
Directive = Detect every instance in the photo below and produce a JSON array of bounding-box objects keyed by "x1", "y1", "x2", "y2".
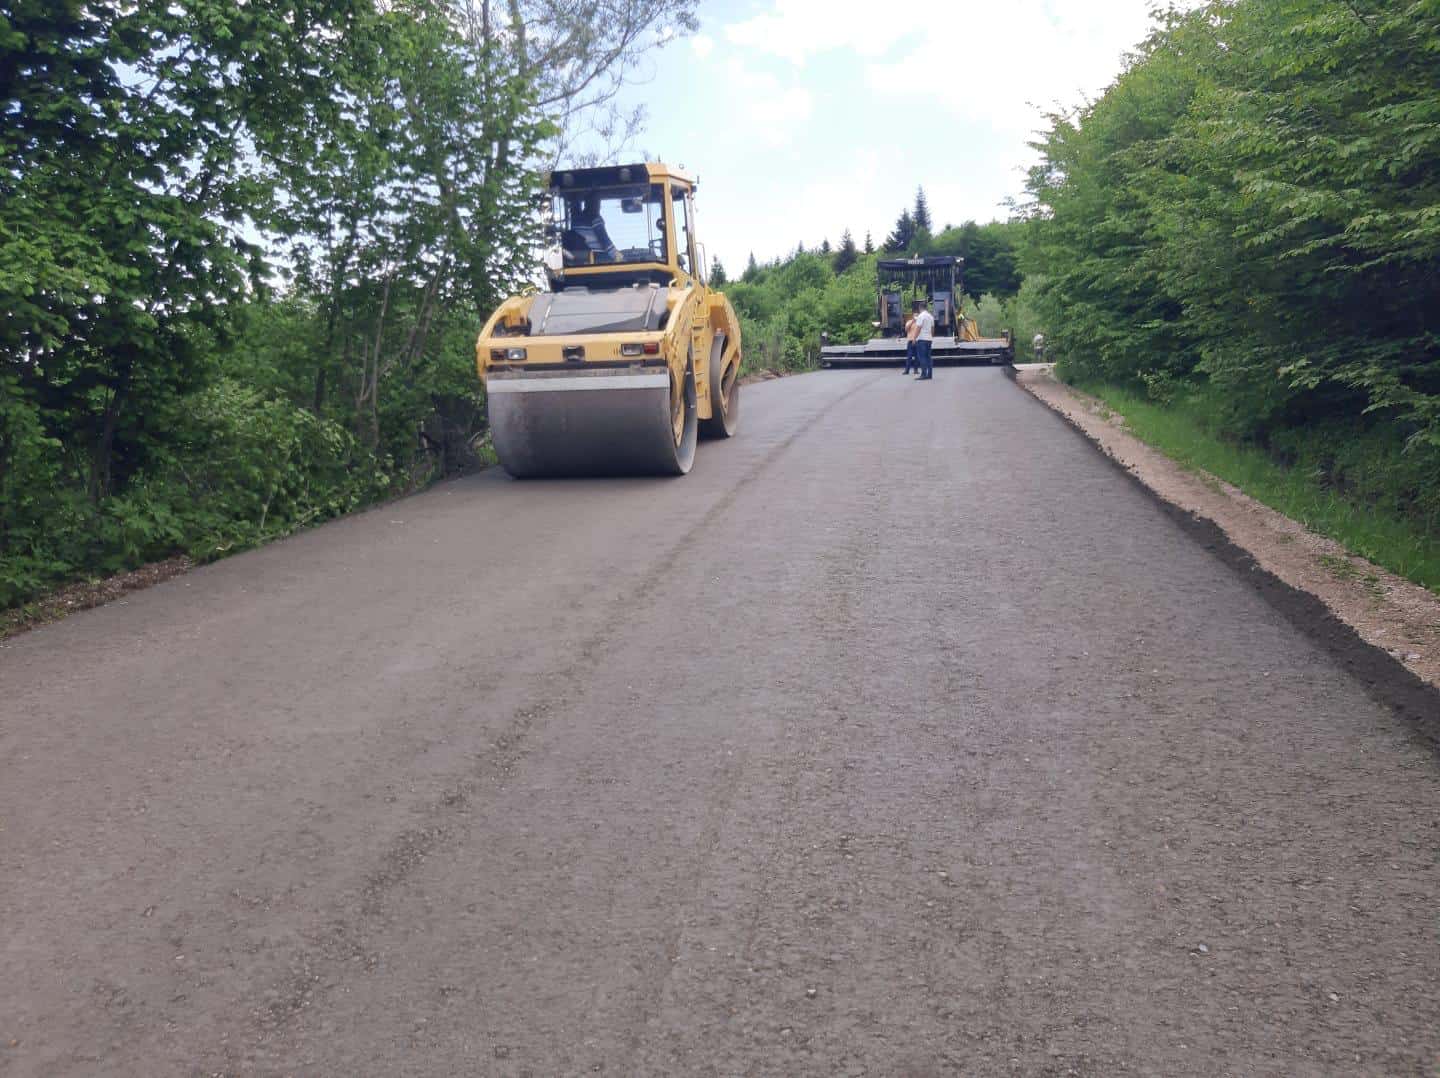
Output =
[
  {"x1": 723, "y1": 0, "x2": 914, "y2": 65},
  {"x1": 721, "y1": 0, "x2": 1163, "y2": 133},
  {"x1": 691, "y1": 33, "x2": 714, "y2": 59},
  {"x1": 860, "y1": 2, "x2": 1158, "y2": 136}
]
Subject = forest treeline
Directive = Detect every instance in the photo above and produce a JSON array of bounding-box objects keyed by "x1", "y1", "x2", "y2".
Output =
[
  {"x1": 0, "y1": 0, "x2": 694, "y2": 606},
  {"x1": 1022, "y1": 0, "x2": 1440, "y2": 549}
]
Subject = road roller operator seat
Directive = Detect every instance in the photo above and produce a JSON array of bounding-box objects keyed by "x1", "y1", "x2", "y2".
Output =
[{"x1": 564, "y1": 198, "x2": 621, "y2": 264}]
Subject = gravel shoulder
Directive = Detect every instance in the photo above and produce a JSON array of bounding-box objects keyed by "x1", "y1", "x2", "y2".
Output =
[{"x1": 1017, "y1": 364, "x2": 1440, "y2": 702}]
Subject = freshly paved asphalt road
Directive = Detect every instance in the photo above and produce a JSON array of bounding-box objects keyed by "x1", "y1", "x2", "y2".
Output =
[{"x1": 3, "y1": 368, "x2": 1438, "y2": 1077}]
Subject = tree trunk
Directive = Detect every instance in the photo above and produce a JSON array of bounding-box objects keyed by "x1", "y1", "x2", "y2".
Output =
[{"x1": 89, "y1": 363, "x2": 132, "y2": 503}]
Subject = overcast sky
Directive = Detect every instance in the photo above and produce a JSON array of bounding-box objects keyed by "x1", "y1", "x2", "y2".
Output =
[{"x1": 596, "y1": 0, "x2": 1170, "y2": 275}]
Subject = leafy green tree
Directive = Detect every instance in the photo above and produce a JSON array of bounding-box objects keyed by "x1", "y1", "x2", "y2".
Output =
[
  {"x1": 269, "y1": 0, "x2": 550, "y2": 453},
  {"x1": 1022, "y1": 0, "x2": 1440, "y2": 537},
  {"x1": 930, "y1": 220, "x2": 1023, "y2": 298},
  {"x1": 743, "y1": 251, "x2": 760, "y2": 282},
  {"x1": 710, "y1": 257, "x2": 728, "y2": 286},
  {"x1": 1, "y1": 0, "x2": 376, "y2": 501},
  {"x1": 834, "y1": 229, "x2": 859, "y2": 274},
  {"x1": 863, "y1": 231, "x2": 874, "y2": 254}
]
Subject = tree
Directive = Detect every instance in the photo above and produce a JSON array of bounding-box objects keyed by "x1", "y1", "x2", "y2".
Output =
[
  {"x1": 710, "y1": 257, "x2": 728, "y2": 285},
  {"x1": 885, "y1": 209, "x2": 916, "y2": 253},
  {"x1": 930, "y1": 220, "x2": 1022, "y2": 298},
  {"x1": 0, "y1": 0, "x2": 377, "y2": 500},
  {"x1": 263, "y1": 0, "x2": 550, "y2": 453},
  {"x1": 743, "y1": 251, "x2": 760, "y2": 281},
  {"x1": 834, "y1": 229, "x2": 859, "y2": 274},
  {"x1": 820, "y1": 237, "x2": 832, "y2": 256},
  {"x1": 864, "y1": 231, "x2": 875, "y2": 254},
  {"x1": 1023, "y1": 0, "x2": 1440, "y2": 526},
  {"x1": 453, "y1": 0, "x2": 700, "y2": 165},
  {"x1": 913, "y1": 186, "x2": 933, "y2": 235}
]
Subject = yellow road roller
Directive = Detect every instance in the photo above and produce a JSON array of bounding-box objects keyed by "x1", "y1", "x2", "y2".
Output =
[{"x1": 475, "y1": 163, "x2": 743, "y2": 477}]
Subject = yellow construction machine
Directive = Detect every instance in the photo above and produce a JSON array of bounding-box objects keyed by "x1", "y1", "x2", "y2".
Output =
[{"x1": 475, "y1": 163, "x2": 742, "y2": 477}]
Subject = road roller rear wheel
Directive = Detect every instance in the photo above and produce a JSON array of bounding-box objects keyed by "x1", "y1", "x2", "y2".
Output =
[
  {"x1": 662, "y1": 352, "x2": 698, "y2": 475},
  {"x1": 700, "y1": 334, "x2": 740, "y2": 439}
]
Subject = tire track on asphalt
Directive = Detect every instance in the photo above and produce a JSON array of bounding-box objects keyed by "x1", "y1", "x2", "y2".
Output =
[{"x1": 222, "y1": 370, "x2": 888, "y2": 1066}]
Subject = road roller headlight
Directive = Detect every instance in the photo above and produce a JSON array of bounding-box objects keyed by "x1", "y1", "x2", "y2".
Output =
[
  {"x1": 491, "y1": 347, "x2": 528, "y2": 361},
  {"x1": 620, "y1": 342, "x2": 661, "y2": 357}
]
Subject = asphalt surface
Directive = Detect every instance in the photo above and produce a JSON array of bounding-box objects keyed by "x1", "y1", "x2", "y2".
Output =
[{"x1": 3, "y1": 368, "x2": 1438, "y2": 1077}]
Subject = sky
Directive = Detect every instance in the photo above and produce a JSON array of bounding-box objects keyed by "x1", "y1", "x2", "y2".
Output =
[{"x1": 590, "y1": 0, "x2": 1170, "y2": 275}]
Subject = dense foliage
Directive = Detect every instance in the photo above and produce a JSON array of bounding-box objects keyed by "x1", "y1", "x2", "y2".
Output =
[
  {"x1": 0, "y1": 0, "x2": 691, "y2": 606},
  {"x1": 1023, "y1": 0, "x2": 1440, "y2": 537}
]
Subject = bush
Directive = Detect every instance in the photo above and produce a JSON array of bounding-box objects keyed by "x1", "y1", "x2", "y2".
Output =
[{"x1": 0, "y1": 376, "x2": 391, "y2": 607}]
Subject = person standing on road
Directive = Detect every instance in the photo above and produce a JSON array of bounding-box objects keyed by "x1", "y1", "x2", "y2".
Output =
[
  {"x1": 902, "y1": 307, "x2": 920, "y2": 374},
  {"x1": 914, "y1": 298, "x2": 935, "y2": 380},
  {"x1": 1033, "y1": 332, "x2": 1046, "y2": 362}
]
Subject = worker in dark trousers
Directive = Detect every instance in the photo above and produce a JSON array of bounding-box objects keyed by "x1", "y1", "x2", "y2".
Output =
[
  {"x1": 913, "y1": 298, "x2": 935, "y2": 380},
  {"x1": 902, "y1": 308, "x2": 919, "y2": 374}
]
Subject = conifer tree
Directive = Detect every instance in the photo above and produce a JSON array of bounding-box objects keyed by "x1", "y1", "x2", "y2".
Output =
[
  {"x1": 885, "y1": 209, "x2": 916, "y2": 253},
  {"x1": 913, "y1": 186, "x2": 933, "y2": 234},
  {"x1": 834, "y1": 229, "x2": 859, "y2": 273}
]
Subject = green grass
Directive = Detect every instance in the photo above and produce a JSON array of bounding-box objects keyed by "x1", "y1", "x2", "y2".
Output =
[{"x1": 1080, "y1": 384, "x2": 1440, "y2": 596}]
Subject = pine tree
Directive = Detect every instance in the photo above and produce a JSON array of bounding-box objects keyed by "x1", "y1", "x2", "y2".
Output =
[
  {"x1": 710, "y1": 257, "x2": 727, "y2": 286},
  {"x1": 885, "y1": 209, "x2": 916, "y2": 253},
  {"x1": 913, "y1": 186, "x2": 933, "y2": 234},
  {"x1": 834, "y1": 229, "x2": 859, "y2": 274},
  {"x1": 820, "y1": 237, "x2": 832, "y2": 256},
  {"x1": 863, "y1": 231, "x2": 874, "y2": 254},
  {"x1": 796, "y1": 239, "x2": 806, "y2": 256},
  {"x1": 743, "y1": 251, "x2": 759, "y2": 282}
]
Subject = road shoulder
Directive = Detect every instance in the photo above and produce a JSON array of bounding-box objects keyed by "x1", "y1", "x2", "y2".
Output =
[{"x1": 1016, "y1": 364, "x2": 1440, "y2": 709}]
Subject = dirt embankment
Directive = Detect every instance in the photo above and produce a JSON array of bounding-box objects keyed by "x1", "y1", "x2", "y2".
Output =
[
  {"x1": 1017, "y1": 365, "x2": 1440, "y2": 703},
  {"x1": 0, "y1": 557, "x2": 193, "y2": 643}
]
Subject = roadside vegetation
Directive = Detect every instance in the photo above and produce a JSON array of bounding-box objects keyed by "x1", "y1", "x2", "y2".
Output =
[
  {"x1": 1091, "y1": 385, "x2": 1440, "y2": 592},
  {"x1": 0, "y1": 0, "x2": 693, "y2": 608},
  {"x1": 1020, "y1": 0, "x2": 1440, "y2": 591}
]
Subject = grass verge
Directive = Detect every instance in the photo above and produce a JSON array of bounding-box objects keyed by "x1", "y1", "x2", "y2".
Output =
[{"x1": 1081, "y1": 384, "x2": 1440, "y2": 596}]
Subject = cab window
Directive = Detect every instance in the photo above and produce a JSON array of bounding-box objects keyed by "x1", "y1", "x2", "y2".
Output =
[{"x1": 671, "y1": 186, "x2": 694, "y2": 274}]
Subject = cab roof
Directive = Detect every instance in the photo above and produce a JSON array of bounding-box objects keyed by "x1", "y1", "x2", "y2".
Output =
[{"x1": 548, "y1": 162, "x2": 696, "y2": 191}]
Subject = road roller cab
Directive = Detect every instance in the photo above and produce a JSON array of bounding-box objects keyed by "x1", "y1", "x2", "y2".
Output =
[{"x1": 476, "y1": 163, "x2": 743, "y2": 477}]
